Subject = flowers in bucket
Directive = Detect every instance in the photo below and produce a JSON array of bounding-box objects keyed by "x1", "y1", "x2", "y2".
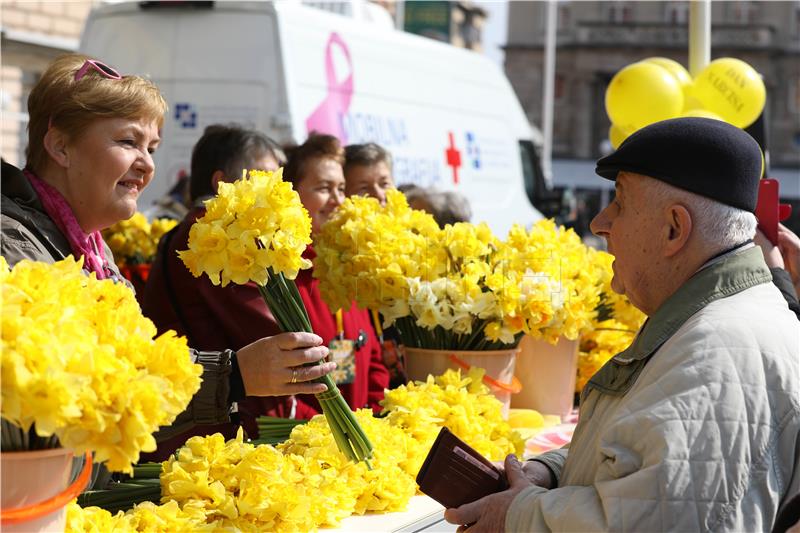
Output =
[
  {"x1": 178, "y1": 168, "x2": 372, "y2": 465},
  {"x1": 576, "y1": 250, "x2": 646, "y2": 392},
  {"x1": 102, "y1": 213, "x2": 177, "y2": 296},
  {"x1": 0, "y1": 256, "x2": 202, "y2": 473},
  {"x1": 314, "y1": 190, "x2": 601, "y2": 350},
  {"x1": 102, "y1": 213, "x2": 178, "y2": 267}
]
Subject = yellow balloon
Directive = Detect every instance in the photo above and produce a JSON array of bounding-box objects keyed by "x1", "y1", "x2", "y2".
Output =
[
  {"x1": 645, "y1": 57, "x2": 692, "y2": 97},
  {"x1": 680, "y1": 109, "x2": 725, "y2": 121},
  {"x1": 691, "y1": 57, "x2": 766, "y2": 128},
  {"x1": 605, "y1": 62, "x2": 684, "y2": 132},
  {"x1": 609, "y1": 124, "x2": 632, "y2": 150}
]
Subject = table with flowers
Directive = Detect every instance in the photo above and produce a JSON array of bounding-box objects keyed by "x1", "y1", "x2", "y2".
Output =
[
  {"x1": 330, "y1": 417, "x2": 578, "y2": 532},
  {"x1": 3, "y1": 170, "x2": 625, "y2": 533}
]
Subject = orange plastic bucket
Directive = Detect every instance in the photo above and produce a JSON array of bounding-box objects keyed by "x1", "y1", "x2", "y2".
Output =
[
  {"x1": 1, "y1": 450, "x2": 92, "y2": 532},
  {"x1": 403, "y1": 347, "x2": 521, "y2": 417}
]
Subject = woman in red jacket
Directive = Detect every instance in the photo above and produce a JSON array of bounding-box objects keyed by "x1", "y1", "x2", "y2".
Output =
[{"x1": 279, "y1": 133, "x2": 389, "y2": 418}]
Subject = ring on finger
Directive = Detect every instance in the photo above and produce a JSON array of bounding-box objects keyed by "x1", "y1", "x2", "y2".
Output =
[{"x1": 291, "y1": 367, "x2": 298, "y2": 384}]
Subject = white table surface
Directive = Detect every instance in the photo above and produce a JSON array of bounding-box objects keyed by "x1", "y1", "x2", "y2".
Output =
[{"x1": 329, "y1": 495, "x2": 457, "y2": 532}]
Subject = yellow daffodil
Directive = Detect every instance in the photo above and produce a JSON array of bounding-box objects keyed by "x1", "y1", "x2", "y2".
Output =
[
  {"x1": 1, "y1": 256, "x2": 202, "y2": 473},
  {"x1": 180, "y1": 169, "x2": 312, "y2": 286},
  {"x1": 102, "y1": 213, "x2": 177, "y2": 267}
]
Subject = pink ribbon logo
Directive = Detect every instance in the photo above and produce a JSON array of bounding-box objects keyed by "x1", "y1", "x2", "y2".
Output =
[{"x1": 305, "y1": 32, "x2": 354, "y2": 142}]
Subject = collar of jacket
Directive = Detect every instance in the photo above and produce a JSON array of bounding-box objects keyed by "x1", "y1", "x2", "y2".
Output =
[
  {"x1": 1, "y1": 162, "x2": 72, "y2": 260},
  {"x1": 584, "y1": 246, "x2": 772, "y2": 399},
  {"x1": 2, "y1": 162, "x2": 44, "y2": 211}
]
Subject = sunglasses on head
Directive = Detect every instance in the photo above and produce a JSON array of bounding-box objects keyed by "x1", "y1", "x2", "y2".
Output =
[{"x1": 74, "y1": 59, "x2": 122, "y2": 82}]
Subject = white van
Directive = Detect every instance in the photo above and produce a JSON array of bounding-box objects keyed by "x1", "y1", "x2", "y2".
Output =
[{"x1": 80, "y1": 1, "x2": 546, "y2": 234}]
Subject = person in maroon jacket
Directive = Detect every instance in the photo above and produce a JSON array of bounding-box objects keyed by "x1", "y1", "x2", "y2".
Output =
[
  {"x1": 281, "y1": 133, "x2": 390, "y2": 418},
  {"x1": 143, "y1": 128, "x2": 388, "y2": 440}
]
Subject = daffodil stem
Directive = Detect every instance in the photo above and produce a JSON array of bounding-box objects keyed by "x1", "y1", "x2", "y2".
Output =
[{"x1": 257, "y1": 272, "x2": 373, "y2": 464}]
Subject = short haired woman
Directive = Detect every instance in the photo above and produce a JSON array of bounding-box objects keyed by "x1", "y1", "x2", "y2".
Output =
[
  {"x1": 1, "y1": 54, "x2": 334, "y2": 458},
  {"x1": 343, "y1": 142, "x2": 395, "y2": 205}
]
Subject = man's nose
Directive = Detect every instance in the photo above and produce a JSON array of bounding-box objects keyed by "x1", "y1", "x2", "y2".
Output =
[{"x1": 590, "y1": 207, "x2": 610, "y2": 237}]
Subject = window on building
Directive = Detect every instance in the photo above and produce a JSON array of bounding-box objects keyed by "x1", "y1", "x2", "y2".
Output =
[
  {"x1": 793, "y1": 3, "x2": 800, "y2": 40},
  {"x1": 558, "y1": 1, "x2": 571, "y2": 29},
  {"x1": 728, "y1": 1, "x2": 757, "y2": 24},
  {"x1": 555, "y1": 74, "x2": 566, "y2": 101},
  {"x1": 607, "y1": 2, "x2": 633, "y2": 23},
  {"x1": 791, "y1": 77, "x2": 800, "y2": 114},
  {"x1": 665, "y1": 2, "x2": 689, "y2": 24}
]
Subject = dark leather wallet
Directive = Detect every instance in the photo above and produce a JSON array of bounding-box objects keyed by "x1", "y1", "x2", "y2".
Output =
[{"x1": 416, "y1": 427, "x2": 509, "y2": 509}]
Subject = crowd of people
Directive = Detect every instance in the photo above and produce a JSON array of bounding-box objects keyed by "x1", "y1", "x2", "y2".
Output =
[{"x1": 2, "y1": 53, "x2": 799, "y2": 532}]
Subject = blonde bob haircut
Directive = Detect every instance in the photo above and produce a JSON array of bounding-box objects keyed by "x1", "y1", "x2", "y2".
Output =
[{"x1": 25, "y1": 53, "x2": 168, "y2": 174}]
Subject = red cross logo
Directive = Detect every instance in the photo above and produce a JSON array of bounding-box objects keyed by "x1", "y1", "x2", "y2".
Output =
[{"x1": 445, "y1": 132, "x2": 462, "y2": 185}]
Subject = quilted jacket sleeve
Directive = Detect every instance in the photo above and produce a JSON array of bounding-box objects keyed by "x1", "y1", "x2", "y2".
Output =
[
  {"x1": 507, "y1": 393, "x2": 693, "y2": 532},
  {"x1": 529, "y1": 447, "x2": 569, "y2": 484}
]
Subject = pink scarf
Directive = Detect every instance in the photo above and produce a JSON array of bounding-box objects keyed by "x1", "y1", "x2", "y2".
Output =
[{"x1": 24, "y1": 169, "x2": 109, "y2": 279}]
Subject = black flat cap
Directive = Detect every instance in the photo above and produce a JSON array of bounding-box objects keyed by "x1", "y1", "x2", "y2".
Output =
[{"x1": 596, "y1": 117, "x2": 763, "y2": 212}]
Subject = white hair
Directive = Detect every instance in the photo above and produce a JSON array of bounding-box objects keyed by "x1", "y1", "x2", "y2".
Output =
[{"x1": 646, "y1": 178, "x2": 757, "y2": 250}]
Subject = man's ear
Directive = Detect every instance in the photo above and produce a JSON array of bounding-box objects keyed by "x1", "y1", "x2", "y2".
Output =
[
  {"x1": 663, "y1": 204, "x2": 692, "y2": 257},
  {"x1": 42, "y1": 128, "x2": 70, "y2": 169},
  {"x1": 210, "y1": 170, "x2": 226, "y2": 193}
]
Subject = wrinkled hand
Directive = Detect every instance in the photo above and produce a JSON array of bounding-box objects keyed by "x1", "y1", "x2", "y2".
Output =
[
  {"x1": 777, "y1": 223, "x2": 800, "y2": 294},
  {"x1": 492, "y1": 459, "x2": 555, "y2": 489},
  {"x1": 444, "y1": 455, "x2": 534, "y2": 532},
  {"x1": 754, "y1": 228, "x2": 785, "y2": 269},
  {"x1": 237, "y1": 332, "x2": 335, "y2": 396}
]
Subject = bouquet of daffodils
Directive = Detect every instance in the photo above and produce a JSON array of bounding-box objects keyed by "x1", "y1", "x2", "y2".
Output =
[
  {"x1": 315, "y1": 190, "x2": 601, "y2": 349},
  {"x1": 0, "y1": 256, "x2": 202, "y2": 473},
  {"x1": 67, "y1": 368, "x2": 522, "y2": 532},
  {"x1": 102, "y1": 213, "x2": 177, "y2": 267},
  {"x1": 576, "y1": 249, "x2": 646, "y2": 392},
  {"x1": 179, "y1": 169, "x2": 372, "y2": 465}
]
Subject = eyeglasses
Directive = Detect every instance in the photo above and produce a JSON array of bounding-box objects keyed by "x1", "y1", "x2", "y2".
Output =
[{"x1": 74, "y1": 59, "x2": 122, "y2": 82}]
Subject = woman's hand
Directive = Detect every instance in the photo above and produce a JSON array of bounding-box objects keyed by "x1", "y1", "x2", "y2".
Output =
[
  {"x1": 777, "y1": 223, "x2": 800, "y2": 294},
  {"x1": 236, "y1": 332, "x2": 335, "y2": 396},
  {"x1": 754, "y1": 228, "x2": 785, "y2": 269}
]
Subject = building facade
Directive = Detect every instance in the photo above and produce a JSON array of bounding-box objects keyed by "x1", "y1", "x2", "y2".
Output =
[
  {"x1": 1, "y1": 1, "x2": 101, "y2": 167},
  {"x1": 505, "y1": 0, "x2": 800, "y2": 168},
  {"x1": 402, "y1": 1, "x2": 487, "y2": 51}
]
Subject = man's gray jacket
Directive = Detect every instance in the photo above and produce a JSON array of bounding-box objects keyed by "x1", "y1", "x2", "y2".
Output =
[{"x1": 508, "y1": 246, "x2": 800, "y2": 532}]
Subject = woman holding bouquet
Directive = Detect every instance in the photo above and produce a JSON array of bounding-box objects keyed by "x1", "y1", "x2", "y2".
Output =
[
  {"x1": 0, "y1": 54, "x2": 335, "y2": 459},
  {"x1": 278, "y1": 134, "x2": 391, "y2": 418}
]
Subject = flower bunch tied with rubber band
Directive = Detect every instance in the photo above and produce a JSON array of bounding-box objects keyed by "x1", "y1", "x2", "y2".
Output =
[
  {"x1": 179, "y1": 168, "x2": 372, "y2": 465},
  {"x1": 0, "y1": 255, "x2": 202, "y2": 473}
]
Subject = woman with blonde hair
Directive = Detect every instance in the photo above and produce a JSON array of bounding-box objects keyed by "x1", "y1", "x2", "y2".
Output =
[{"x1": 1, "y1": 54, "x2": 335, "y2": 456}]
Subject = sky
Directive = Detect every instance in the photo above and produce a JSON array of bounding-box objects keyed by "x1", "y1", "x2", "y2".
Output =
[{"x1": 475, "y1": 0, "x2": 509, "y2": 67}]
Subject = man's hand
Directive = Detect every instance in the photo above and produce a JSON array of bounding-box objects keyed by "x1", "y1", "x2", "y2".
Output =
[
  {"x1": 492, "y1": 459, "x2": 555, "y2": 489},
  {"x1": 237, "y1": 332, "x2": 335, "y2": 396},
  {"x1": 444, "y1": 455, "x2": 535, "y2": 532}
]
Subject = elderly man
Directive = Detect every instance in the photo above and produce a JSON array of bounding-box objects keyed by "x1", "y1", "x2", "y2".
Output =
[{"x1": 445, "y1": 118, "x2": 800, "y2": 532}]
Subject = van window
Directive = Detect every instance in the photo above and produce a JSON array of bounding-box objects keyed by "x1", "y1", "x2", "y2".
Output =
[{"x1": 519, "y1": 140, "x2": 563, "y2": 220}]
